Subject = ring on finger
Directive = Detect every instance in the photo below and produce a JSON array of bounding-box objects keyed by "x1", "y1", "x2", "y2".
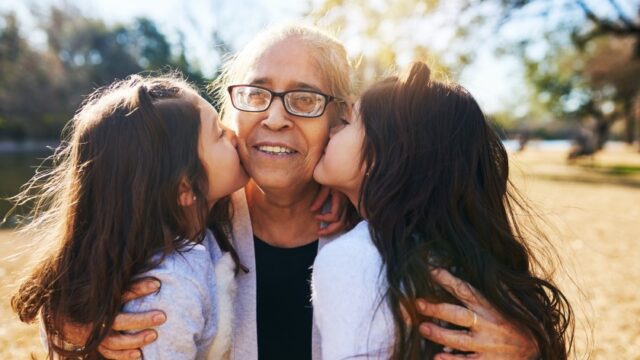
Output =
[{"x1": 470, "y1": 311, "x2": 478, "y2": 329}]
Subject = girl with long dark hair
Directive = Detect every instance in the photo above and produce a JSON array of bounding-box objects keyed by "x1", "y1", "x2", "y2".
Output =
[
  {"x1": 11, "y1": 75, "x2": 248, "y2": 359},
  {"x1": 312, "y1": 61, "x2": 574, "y2": 359}
]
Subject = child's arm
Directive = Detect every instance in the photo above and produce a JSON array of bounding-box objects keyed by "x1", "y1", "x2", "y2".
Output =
[{"x1": 123, "y1": 245, "x2": 218, "y2": 360}]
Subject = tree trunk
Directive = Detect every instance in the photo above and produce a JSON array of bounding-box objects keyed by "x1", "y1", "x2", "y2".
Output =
[
  {"x1": 624, "y1": 99, "x2": 635, "y2": 145},
  {"x1": 633, "y1": 97, "x2": 640, "y2": 152},
  {"x1": 637, "y1": 117, "x2": 640, "y2": 152},
  {"x1": 595, "y1": 117, "x2": 611, "y2": 151}
]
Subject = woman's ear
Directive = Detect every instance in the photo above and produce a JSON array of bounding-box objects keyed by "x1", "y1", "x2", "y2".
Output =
[
  {"x1": 178, "y1": 178, "x2": 196, "y2": 207},
  {"x1": 347, "y1": 102, "x2": 355, "y2": 119},
  {"x1": 340, "y1": 102, "x2": 354, "y2": 123}
]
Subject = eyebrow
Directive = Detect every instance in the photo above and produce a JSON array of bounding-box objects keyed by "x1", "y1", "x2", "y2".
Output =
[{"x1": 250, "y1": 77, "x2": 323, "y2": 92}]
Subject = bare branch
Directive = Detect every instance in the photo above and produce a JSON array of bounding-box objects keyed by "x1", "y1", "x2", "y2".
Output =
[
  {"x1": 606, "y1": 0, "x2": 637, "y2": 29},
  {"x1": 577, "y1": 0, "x2": 640, "y2": 36}
]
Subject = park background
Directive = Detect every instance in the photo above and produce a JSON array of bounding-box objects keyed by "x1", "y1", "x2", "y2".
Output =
[{"x1": 1, "y1": 0, "x2": 639, "y2": 358}]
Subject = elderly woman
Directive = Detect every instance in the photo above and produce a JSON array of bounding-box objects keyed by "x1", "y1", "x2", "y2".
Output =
[{"x1": 94, "y1": 25, "x2": 539, "y2": 360}]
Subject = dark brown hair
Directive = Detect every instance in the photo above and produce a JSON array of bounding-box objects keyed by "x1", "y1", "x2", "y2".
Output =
[
  {"x1": 11, "y1": 75, "x2": 238, "y2": 359},
  {"x1": 358, "y1": 62, "x2": 574, "y2": 359}
]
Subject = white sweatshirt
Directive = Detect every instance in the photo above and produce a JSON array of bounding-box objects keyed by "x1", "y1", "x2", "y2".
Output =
[{"x1": 312, "y1": 221, "x2": 395, "y2": 360}]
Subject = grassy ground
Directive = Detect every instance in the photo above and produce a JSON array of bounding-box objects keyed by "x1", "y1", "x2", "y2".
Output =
[
  {"x1": 1, "y1": 146, "x2": 639, "y2": 359},
  {"x1": 0, "y1": 230, "x2": 48, "y2": 358},
  {"x1": 509, "y1": 147, "x2": 640, "y2": 359}
]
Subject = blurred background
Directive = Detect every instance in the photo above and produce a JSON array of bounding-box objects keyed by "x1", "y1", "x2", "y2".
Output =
[{"x1": 1, "y1": 0, "x2": 639, "y2": 358}]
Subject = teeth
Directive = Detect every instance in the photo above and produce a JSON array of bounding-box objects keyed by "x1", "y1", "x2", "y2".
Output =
[{"x1": 257, "y1": 145, "x2": 295, "y2": 154}]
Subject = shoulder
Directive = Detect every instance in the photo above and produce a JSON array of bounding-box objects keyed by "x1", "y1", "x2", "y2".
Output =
[
  {"x1": 127, "y1": 232, "x2": 220, "y2": 311},
  {"x1": 312, "y1": 221, "x2": 394, "y2": 359},
  {"x1": 313, "y1": 221, "x2": 383, "y2": 298},
  {"x1": 153, "y1": 230, "x2": 218, "y2": 277},
  {"x1": 314, "y1": 221, "x2": 380, "y2": 274},
  {"x1": 148, "y1": 249, "x2": 214, "y2": 298}
]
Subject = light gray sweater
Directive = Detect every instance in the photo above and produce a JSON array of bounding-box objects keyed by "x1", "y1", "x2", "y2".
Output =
[
  {"x1": 123, "y1": 229, "x2": 235, "y2": 360},
  {"x1": 40, "y1": 230, "x2": 236, "y2": 360}
]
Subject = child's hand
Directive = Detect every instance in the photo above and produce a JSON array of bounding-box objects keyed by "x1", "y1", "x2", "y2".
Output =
[
  {"x1": 310, "y1": 186, "x2": 349, "y2": 236},
  {"x1": 97, "y1": 278, "x2": 166, "y2": 360}
]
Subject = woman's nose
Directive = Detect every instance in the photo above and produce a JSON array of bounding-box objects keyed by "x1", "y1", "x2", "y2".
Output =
[{"x1": 261, "y1": 98, "x2": 293, "y2": 130}]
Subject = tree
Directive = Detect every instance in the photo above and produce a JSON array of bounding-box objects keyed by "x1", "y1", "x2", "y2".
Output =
[
  {"x1": 312, "y1": 0, "x2": 640, "y2": 150},
  {"x1": 0, "y1": 12, "x2": 63, "y2": 139},
  {"x1": 0, "y1": 3, "x2": 212, "y2": 141},
  {"x1": 489, "y1": 0, "x2": 640, "y2": 149},
  {"x1": 310, "y1": 0, "x2": 455, "y2": 91}
]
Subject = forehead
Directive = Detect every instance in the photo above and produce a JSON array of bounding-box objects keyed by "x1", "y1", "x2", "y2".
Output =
[
  {"x1": 188, "y1": 93, "x2": 218, "y2": 121},
  {"x1": 242, "y1": 38, "x2": 327, "y2": 92}
]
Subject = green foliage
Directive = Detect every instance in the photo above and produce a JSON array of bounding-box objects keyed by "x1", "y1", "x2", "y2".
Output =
[
  {"x1": 601, "y1": 165, "x2": 640, "y2": 176},
  {"x1": 309, "y1": 0, "x2": 457, "y2": 93},
  {"x1": 0, "y1": 4, "x2": 213, "y2": 141}
]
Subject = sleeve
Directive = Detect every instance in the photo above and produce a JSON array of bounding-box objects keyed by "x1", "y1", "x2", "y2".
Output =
[
  {"x1": 312, "y1": 240, "x2": 392, "y2": 360},
  {"x1": 123, "y1": 251, "x2": 217, "y2": 360}
]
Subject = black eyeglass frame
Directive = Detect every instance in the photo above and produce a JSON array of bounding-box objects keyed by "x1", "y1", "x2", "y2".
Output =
[{"x1": 227, "y1": 84, "x2": 343, "y2": 118}]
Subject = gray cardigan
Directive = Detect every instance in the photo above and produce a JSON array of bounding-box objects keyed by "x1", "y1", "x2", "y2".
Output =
[{"x1": 228, "y1": 188, "x2": 336, "y2": 360}]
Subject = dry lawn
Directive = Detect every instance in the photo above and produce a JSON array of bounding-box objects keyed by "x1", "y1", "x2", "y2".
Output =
[{"x1": 1, "y1": 147, "x2": 639, "y2": 359}]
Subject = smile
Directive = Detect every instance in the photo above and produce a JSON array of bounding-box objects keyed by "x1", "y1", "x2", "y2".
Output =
[{"x1": 255, "y1": 145, "x2": 297, "y2": 155}]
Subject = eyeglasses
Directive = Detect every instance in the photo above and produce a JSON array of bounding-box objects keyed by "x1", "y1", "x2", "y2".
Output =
[{"x1": 227, "y1": 84, "x2": 342, "y2": 118}]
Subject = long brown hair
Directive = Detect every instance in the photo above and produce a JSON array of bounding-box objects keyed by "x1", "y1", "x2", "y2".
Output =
[
  {"x1": 11, "y1": 75, "x2": 237, "y2": 359},
  {"x1": 358, "y1": 62, "x2": 574, "y2": 359}
]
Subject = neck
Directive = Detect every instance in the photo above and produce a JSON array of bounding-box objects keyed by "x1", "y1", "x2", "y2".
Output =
[
  {"x1": 245, "y1": 179, "x2": 321, "y2": 248},
  {"x1": 336, "y1": 185, "x2": 364, "y2": 220},
  {"x1": 346, "y1": 192, "x2": 360, "y2": 215},
  {"x1": 183, "y1": 205, "x2": 205, "y2": 241}
]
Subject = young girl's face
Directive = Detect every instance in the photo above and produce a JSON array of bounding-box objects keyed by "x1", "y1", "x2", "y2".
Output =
[
  {"x1": 313, "y1": 103, "x2": 366, "y2": 207},
  {"x1": 194, "y1": 94, "x2": 249, "y2": 206}
]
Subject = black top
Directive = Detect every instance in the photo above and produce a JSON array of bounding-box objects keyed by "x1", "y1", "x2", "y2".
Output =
[{"x1": 254, "y1": 235, "x2": 319, "y2": 360}]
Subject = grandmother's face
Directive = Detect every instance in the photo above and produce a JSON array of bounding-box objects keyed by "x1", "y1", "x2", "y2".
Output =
[{"x1": 229, "y1": 38, "x2": 338, "y2": 193}]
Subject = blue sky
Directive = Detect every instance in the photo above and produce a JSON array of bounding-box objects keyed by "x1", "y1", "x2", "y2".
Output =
[{"x1": 0, "y1": 0, "x2": 552, "y2": 114}]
